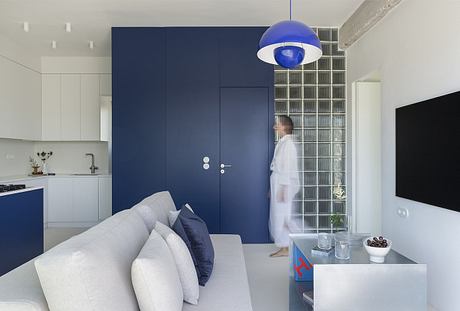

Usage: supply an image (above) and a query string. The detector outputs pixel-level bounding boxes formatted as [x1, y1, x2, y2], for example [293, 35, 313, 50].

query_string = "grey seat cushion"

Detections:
[183, 234, 253, 311]
[0, 258, 49, 311]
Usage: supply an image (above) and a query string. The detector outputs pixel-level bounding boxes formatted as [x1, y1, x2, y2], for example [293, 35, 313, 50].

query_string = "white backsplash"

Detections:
[0, 139, 35, 177]
[34, 141, 109, 175]
[0, 138, 109, 177]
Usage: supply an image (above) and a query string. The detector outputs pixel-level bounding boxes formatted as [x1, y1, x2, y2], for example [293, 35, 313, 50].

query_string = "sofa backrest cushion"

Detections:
[0, 258, 49, 311]
[140, 191, 177, 226]
[34, 210, 149, 311]
[132, 229, 183, 311]
[132, 203, 158, 232]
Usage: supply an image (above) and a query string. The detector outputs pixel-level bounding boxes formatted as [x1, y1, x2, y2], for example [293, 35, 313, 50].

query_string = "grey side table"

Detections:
[289, 234, 427, 311]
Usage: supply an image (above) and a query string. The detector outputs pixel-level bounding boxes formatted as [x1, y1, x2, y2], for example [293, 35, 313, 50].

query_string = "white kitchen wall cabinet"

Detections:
[98, 176, 112, 220]
[0, 56, 41, 140]
[99, 74, 112, 96]
[41, 73, 109, 141]
[81, 74, 100, 140]
[42, 74, 61, 141]
[61, 74, 81, 140]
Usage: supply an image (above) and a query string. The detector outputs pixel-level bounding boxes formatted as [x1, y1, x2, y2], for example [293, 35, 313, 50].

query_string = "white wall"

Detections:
[0, 139, 108, 177]
[0, 139, 35, 177]
[34, 141, 109, 174]
[346, 1, 460, 310]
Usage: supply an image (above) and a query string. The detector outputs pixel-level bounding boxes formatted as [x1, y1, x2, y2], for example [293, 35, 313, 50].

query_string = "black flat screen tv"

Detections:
[396, 91, 460, 212]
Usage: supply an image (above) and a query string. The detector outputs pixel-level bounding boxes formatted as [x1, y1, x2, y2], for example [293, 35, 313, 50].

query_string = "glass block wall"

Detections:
[274, 27, 347, 233]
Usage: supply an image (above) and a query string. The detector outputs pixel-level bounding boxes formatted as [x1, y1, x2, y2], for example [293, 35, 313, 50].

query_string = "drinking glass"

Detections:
[335, 234, 350, 260]
[317, 233, 332, 250]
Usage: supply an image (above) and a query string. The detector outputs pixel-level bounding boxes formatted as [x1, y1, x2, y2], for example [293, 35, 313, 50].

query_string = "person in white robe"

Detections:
[269, 115, 300, 257]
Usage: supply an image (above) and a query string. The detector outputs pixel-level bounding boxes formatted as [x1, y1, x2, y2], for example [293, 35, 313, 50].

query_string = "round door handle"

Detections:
[220, 169, 225, 174]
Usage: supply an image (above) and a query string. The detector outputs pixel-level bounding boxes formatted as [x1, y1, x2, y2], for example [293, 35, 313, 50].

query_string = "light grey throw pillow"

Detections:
[131, 230, 183, 311]
[155, 221, 200, 305]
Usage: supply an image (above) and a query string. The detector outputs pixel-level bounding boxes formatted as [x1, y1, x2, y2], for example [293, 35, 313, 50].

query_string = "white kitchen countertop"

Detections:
[0, 186, 44, 197]
[0, 174, 112, 183]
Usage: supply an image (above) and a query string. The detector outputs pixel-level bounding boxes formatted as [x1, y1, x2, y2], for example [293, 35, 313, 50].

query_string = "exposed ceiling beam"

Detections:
[339, 0, 403, 49]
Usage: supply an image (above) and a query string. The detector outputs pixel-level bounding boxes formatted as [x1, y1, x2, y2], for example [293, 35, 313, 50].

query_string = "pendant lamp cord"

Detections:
[289, 0, 292, 20]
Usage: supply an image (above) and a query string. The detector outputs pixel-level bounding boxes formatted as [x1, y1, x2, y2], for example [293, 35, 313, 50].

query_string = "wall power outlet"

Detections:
[397, 207, 409, 218]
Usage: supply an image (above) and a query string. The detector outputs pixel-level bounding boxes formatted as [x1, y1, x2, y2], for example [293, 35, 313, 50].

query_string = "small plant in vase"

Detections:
[29, 156, 41, 175]
[37, 151, 53, 175]
[331, 213, 345, 232]
[331, 182, 347, 232]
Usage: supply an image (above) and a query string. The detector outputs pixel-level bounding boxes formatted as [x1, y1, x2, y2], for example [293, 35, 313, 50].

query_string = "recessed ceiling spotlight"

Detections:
[23, 22, 29, 32]
[89, 41, 94, 49]
[51, 40, 57, 49]
[65, 22, 71, 33]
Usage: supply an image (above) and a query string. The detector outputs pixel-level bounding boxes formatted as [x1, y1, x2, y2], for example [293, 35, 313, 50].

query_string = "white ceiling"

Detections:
[0, 0, 365, 57]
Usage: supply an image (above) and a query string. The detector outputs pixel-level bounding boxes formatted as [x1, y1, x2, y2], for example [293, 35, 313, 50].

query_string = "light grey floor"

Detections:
[45, 227, 87, 251]
[44, 228, 290, 311]
[243, 244, 290, 311]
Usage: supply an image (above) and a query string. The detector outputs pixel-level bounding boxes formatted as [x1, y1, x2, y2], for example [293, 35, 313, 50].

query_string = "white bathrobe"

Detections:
[269, 134, 300, 248]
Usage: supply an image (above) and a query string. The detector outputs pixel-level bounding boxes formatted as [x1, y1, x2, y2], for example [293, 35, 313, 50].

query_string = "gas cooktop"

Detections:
[0, 184, 26, 193]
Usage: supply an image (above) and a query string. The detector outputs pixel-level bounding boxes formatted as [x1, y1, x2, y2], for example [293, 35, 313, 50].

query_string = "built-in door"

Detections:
[168, 87, 271, 243]
[220, 88, 270, 243]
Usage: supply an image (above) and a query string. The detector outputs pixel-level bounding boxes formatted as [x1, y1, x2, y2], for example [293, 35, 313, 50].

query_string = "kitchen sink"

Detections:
[71, 173, 100, 176]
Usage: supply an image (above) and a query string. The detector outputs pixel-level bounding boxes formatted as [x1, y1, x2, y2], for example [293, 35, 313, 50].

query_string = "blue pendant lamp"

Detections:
[257, 0, 322, 69]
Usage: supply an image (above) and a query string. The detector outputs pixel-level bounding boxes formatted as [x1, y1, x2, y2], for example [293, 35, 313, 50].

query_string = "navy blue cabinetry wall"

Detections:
[166, 28, 221, 233]
[218, 27, 274, 160]
[0, 189, 43, 276]
[219, 27, 274, 87]
[112, 27, 273, 242]
[112, 28, 167, 213]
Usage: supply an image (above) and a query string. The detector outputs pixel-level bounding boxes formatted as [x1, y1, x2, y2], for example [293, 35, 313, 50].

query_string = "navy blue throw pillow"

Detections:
[175, 206, 214, 286]
[171, 217, 201, 280]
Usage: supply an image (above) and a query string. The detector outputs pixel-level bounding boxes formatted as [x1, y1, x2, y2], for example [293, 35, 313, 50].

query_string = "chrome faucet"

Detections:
[85, 153, 99, 174]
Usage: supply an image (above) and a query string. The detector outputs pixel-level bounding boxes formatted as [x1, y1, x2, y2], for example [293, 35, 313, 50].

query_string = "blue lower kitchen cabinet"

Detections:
[0, 188, 44, 276]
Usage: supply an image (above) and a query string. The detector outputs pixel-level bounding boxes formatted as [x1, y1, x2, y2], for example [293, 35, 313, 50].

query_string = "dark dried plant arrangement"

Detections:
[37, 151, 53, 162]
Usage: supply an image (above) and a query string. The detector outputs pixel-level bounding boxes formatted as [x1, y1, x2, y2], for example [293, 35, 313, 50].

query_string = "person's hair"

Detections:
[278, 115, 294, 134]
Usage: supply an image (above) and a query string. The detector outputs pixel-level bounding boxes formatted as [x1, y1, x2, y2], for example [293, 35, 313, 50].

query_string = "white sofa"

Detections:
[0, 191, 253, 311]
